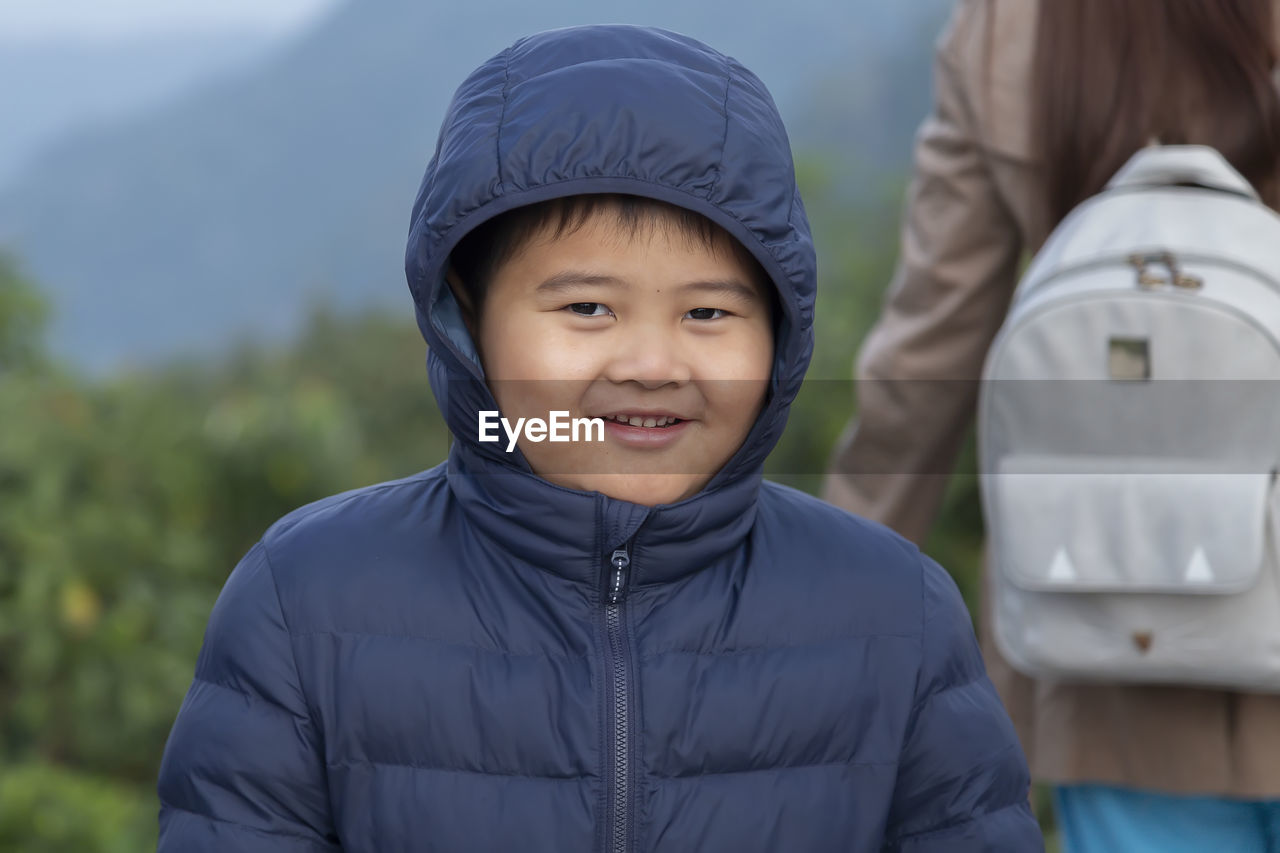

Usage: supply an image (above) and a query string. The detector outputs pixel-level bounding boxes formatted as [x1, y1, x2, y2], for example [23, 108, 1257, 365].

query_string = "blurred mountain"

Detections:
[0, 32, 274, 188]
[0, 0, 949, 370]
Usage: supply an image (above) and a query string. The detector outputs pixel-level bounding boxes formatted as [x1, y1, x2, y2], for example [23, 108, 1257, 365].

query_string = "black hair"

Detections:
[447, 193, 776, 321]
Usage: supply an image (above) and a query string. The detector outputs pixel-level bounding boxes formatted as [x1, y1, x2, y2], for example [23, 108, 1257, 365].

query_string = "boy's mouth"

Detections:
[604, 413, 685, 429]
[598, 410, 694, 449]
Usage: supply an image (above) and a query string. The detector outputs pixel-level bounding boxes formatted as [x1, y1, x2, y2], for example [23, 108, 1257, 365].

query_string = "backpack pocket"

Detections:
[986, 454, 1280, 689]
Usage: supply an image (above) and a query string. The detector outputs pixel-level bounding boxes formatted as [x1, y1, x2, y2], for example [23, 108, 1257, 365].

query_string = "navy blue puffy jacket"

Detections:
[156, 24, 1042, 853]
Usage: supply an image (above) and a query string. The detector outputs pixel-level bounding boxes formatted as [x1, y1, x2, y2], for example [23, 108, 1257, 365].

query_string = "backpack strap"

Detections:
[1106, 144, 1261, 200]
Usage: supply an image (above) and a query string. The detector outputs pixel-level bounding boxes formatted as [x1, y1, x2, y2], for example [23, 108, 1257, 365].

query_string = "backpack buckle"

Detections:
[1128, 251, 1203, 290]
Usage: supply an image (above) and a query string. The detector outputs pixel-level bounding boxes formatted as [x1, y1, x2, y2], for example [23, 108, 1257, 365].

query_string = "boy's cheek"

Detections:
[705, 377, 770, 443]
[480, 313, 605, 382]
[486, 379, 593, 424]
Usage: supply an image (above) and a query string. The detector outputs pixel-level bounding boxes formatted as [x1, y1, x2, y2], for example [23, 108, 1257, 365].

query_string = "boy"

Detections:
[156, 24, 1041, 852]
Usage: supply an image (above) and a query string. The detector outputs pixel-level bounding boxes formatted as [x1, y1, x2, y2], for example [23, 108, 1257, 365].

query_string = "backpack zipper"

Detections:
[1016, 250, 1280, 305]
[605, 545, 633, 853]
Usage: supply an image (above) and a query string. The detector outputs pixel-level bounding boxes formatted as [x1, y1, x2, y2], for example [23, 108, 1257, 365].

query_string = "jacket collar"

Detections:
[446, 438, 761, 588]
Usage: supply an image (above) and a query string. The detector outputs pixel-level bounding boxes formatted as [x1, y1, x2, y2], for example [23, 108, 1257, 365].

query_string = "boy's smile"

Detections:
[598, 410, 692, 448]
[463, 203, 774, 506]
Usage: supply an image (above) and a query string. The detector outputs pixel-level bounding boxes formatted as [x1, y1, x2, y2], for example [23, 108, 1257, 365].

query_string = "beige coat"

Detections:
[823, 0, 1280, 797]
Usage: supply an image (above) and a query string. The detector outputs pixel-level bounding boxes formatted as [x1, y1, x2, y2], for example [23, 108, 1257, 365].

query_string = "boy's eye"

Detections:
[567, 302, 610, 316]
[686, 307, 727, 320]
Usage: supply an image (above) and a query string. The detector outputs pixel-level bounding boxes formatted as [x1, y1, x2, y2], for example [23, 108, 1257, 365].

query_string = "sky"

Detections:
[0, 0, 339, 39]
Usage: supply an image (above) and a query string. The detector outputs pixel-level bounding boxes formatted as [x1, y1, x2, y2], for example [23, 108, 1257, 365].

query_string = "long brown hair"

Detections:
[1033, 0, 1280, 224]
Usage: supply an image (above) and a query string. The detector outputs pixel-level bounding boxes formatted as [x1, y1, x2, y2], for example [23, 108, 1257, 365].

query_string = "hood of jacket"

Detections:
[403, 24, 816, 580]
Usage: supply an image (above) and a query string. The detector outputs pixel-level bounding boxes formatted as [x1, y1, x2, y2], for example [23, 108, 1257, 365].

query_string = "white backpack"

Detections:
[978, 144, 1280, 690]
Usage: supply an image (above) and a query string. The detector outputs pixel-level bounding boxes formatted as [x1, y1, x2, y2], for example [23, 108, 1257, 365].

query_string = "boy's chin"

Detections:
[549, 472, 711, 507]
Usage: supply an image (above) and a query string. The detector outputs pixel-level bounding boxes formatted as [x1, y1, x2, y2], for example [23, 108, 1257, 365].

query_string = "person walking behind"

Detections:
[823, 1, 1280, 850]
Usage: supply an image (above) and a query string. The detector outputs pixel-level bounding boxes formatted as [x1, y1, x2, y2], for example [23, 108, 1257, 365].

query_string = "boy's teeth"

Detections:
[610, 414, 679, 427]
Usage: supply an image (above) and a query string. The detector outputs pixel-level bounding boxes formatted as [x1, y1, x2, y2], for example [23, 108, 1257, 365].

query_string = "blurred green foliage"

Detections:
[0, 764, 155, 852]
[0, 251, 48, 375]
[0, 255, 451, 849]
[0, 162, 998, 849]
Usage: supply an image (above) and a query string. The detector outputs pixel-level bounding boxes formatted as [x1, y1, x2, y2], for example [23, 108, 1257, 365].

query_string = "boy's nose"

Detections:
[602, 324, 693, 388]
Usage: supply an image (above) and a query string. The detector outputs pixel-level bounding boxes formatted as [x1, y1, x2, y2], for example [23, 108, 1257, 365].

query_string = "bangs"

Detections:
[448, 194, 772, 312]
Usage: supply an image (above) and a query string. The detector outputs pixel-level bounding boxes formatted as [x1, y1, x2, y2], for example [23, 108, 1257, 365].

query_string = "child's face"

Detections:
[471, 209, 774, 506]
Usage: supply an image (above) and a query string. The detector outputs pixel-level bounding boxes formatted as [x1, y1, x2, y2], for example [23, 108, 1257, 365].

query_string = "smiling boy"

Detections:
[156, 24, 1041, 853]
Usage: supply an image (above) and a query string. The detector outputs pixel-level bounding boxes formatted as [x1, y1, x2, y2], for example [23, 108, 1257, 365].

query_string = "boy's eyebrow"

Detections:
[676, 279, 761, 303]
[535, 271, 625, 293]
[536, 271, 761, 302]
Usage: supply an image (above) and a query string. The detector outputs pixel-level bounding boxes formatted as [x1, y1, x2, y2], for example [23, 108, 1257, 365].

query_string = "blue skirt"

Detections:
[1055, 784, 1280, 853]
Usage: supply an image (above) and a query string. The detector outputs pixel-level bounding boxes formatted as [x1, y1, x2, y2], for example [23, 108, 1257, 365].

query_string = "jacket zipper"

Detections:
[605, 545, 632, 853]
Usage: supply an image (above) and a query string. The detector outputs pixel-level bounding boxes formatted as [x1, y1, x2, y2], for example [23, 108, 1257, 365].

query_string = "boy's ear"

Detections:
[444, 265, 479, 339]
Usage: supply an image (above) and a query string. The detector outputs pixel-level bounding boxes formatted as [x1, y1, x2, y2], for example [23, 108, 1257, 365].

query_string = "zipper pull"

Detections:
[608, 549, 630, 605]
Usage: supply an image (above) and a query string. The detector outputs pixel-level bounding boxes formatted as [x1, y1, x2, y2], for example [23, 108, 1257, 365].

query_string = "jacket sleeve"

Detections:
[881, 554, 1042, 852]
[156, 541, 340, 851]
[822, 0, 1024, 546]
